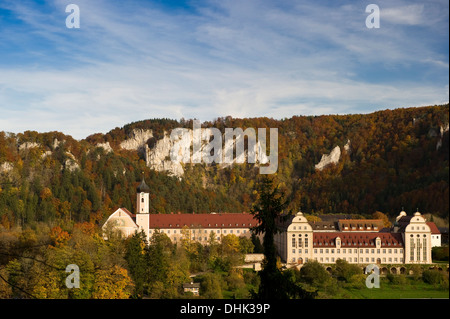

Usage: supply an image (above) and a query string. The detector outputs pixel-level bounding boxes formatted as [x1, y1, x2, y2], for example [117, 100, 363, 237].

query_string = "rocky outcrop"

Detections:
[0, 162, 13, 174]
[436, 123, 449, 150]
[141, 128, 271, 178]
[18, 142, 40, 151]
[64, 152, 80, 172]
[96, 142, 113, 153]
[344, 139, 351, 154]
[120, 129, 153, 152]
[146, 133, 184, 178]
[315, 145, 341, 171]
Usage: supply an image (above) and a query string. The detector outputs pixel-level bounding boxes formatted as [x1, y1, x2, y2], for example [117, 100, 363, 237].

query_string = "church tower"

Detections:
[135, 177, 150, 241]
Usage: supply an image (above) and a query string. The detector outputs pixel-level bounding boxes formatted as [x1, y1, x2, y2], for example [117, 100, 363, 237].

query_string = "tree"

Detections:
[91, 266, 134, 299]
[250, 175, 289, 299]
[299, 260, 331, 287]
[199, 273, 223, 299]
[333, 259, 362, 282]
[125, 231, 148, 298]
[372, 211, 391, 227]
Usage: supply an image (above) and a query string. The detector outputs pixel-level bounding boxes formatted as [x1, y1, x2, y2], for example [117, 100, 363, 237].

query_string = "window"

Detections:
[416, 238, 420, 261]
[423, 238, 427, 261]
[292, 237, 296, 248]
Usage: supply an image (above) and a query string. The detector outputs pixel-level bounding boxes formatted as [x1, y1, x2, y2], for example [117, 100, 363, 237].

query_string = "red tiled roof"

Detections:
[147, 213, 258, 229]
[313, 232, 403, 248]
[338, 219, 384, 231]
[427, 222, 440, 234]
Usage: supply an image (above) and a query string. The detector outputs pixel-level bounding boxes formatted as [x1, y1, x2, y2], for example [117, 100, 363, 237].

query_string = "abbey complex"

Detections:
[103, 178, 442, 267]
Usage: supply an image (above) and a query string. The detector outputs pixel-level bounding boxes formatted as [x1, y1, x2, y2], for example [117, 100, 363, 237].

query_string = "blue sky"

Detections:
[0, 0, 448, 139]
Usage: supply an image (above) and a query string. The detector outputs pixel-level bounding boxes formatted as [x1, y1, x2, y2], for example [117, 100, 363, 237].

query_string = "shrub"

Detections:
[422, 270, 444, 285]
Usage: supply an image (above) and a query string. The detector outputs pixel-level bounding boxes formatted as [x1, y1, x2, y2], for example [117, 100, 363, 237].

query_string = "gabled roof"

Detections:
[313, 232, 403, 248]
[338, 219, 384, 232]
[120, 207, 135, 218]
[426, 222, 440, 234]
[183, 282, 200, 288]
[148, 213, 258, 229]
[310, 221, 338, 231]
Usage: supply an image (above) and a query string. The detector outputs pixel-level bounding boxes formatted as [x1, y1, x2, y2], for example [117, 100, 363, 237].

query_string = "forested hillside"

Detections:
[0, 104, 448, 229]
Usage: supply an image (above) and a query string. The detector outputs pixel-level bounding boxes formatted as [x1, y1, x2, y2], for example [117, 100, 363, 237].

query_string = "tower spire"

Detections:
[137, 174, 150, 193]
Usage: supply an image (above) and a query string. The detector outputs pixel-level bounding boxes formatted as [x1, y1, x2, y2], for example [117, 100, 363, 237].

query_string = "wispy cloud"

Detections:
[0, 0, 448, 139]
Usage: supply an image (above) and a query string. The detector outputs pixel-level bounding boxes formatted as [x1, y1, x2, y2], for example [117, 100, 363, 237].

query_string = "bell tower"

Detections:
[135, 176, 150, 241]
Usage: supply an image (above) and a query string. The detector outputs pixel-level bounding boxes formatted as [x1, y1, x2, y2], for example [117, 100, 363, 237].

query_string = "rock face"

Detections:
[120, 129, 154, 152]
[64, 152, 80, 172]
[344, 139, 351, 154]
[18, 142, 40, 151]
[315, 145, 341, 171]
[96, 142, 113, 153]
[436, 123, 449, 150]
[0, 162, 13, 174]
[119, 128, 272, 178]
[146, 133, 185, 178]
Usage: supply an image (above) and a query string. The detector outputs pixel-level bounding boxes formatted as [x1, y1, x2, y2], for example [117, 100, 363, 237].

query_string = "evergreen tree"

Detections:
[251, 175, 289, 299]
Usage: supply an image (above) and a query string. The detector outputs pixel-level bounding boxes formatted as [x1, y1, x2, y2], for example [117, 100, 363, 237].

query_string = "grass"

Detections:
[342, 279, 449, 299]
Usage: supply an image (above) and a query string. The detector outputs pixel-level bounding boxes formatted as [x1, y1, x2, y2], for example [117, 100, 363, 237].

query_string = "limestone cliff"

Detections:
[315, 145, 341, 171]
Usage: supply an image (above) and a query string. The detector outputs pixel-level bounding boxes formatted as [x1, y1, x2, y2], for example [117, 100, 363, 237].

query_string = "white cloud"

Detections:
[382, 4, 425, 25]
[0, 0, 448, 139]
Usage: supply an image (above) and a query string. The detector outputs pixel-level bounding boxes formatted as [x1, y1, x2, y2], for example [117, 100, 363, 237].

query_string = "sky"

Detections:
[0, 0, 448, 140]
